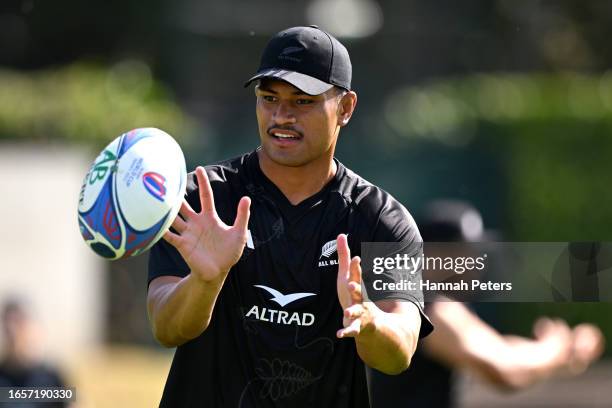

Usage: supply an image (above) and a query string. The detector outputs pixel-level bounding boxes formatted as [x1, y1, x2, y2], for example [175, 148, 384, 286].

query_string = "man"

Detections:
[368, 200, 605, 407]
[147, 26, 432, 407]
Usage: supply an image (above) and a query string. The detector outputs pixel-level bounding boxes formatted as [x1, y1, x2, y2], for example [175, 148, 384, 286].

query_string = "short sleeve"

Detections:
[362, 198, 433, 338]
[147, 235, 190, 287]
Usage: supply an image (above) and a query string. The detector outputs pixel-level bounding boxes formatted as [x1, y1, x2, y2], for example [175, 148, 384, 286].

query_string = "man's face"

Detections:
[255, 79, 351, 167]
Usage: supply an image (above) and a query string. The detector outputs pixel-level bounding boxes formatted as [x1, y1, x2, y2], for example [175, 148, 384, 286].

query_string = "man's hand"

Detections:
[163, 166, 251, 283]
[532, 317, 574, 370]
[336, 234, 375, 338]
[568, 323, 605, 374]
[335, 234, 420, 373]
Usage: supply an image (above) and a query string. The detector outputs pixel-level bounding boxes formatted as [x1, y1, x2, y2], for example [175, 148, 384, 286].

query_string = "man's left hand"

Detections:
[336, 234, 376, 338]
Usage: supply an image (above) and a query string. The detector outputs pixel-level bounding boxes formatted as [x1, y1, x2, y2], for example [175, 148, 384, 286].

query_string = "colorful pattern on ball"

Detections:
[143, 172, 167, 202]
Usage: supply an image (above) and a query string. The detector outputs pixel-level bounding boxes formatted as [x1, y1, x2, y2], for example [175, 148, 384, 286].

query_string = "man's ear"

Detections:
[338, 91, 358, 127]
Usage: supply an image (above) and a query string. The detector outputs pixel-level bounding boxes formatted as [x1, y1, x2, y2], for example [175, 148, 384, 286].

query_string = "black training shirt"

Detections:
[148, 150, 432, 408]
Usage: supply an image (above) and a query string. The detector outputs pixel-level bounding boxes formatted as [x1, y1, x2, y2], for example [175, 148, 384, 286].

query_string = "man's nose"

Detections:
[273, 101, 296, 125]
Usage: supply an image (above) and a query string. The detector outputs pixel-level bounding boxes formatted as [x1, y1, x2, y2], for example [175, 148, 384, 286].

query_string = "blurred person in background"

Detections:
[0, 299, 68, 408]
[368, 200, 605, 407]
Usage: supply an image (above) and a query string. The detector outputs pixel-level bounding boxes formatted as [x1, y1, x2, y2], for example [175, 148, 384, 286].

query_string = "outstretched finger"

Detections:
[349, 257, 363, 304]
[344, 304, 364, 319]
[337, 234, 350, 277]
[170, 213, 188, 234]
[162, 229, 182, 248]
[337, 318, 362, 338]
[195, 166, 216, 214]
[348, 281, 362, 304]
[178, 200, 196, 220]
[233, 196, 251, 233]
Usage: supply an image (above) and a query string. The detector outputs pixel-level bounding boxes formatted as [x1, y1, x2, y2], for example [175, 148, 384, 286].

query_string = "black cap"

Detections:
[244, 25, 352, 95]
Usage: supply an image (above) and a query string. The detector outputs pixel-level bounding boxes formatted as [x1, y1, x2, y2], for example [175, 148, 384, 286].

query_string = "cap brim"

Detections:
[244, 68, 334, 96]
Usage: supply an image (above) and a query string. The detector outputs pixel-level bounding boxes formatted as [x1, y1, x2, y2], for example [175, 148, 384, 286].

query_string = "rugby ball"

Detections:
[77, 128, 186, 260]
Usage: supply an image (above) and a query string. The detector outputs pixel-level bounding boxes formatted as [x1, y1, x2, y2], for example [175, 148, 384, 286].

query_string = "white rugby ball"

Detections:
[77, 128, 186, 260]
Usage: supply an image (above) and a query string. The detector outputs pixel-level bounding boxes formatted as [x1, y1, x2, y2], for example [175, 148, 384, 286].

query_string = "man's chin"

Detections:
[260, 147, 310, 168]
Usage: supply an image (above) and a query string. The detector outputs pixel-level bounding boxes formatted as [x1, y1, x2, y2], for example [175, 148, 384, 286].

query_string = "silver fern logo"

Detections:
[278, 46, 304, 63]
[318, 236, 344, 267]
[320, 239, 338, 259]
[280, 46, 303, 55]
[255, 358, 318, 400]
[238, 358, 322, 405]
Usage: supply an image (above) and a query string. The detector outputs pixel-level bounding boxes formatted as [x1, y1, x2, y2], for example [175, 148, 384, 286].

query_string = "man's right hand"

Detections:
[163, 166, 251, 284]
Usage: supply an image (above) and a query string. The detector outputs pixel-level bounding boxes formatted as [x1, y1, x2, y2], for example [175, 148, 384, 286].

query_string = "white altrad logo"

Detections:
[246, 285, 316, 326]
[254, 285, 315, 307]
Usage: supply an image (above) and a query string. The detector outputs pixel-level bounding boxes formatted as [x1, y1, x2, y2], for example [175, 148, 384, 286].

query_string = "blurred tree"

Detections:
[0, 62, 196, 147]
